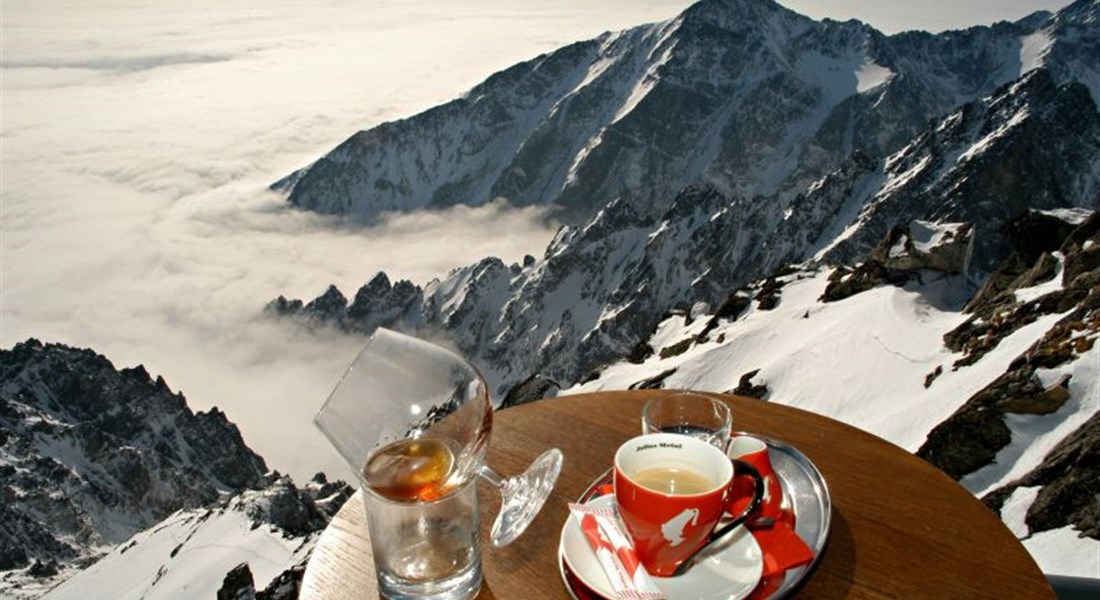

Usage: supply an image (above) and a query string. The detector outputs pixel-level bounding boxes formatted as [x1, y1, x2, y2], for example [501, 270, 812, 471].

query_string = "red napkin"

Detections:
[750, 520, 815, 579]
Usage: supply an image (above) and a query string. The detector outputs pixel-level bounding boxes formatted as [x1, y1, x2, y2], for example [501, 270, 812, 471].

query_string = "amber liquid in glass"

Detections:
[363, 438, 456, 502]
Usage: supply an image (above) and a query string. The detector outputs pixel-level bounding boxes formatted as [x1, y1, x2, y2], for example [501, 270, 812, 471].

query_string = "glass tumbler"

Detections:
[365, 476, 482, 600]
[641, 392, 733, 450]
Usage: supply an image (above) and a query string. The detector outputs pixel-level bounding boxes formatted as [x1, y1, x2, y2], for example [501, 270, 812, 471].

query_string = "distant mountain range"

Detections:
[275, 0, 1098, 222]
[269, 0, 1098, 395]
[270, 65, 1098, 400]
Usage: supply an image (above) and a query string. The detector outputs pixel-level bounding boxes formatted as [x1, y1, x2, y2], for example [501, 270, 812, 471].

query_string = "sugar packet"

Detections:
[568, 502, 665, 600]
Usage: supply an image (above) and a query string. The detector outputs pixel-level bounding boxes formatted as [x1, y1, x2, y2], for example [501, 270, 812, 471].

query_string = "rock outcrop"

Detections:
[0, 340, 353, 599]
[916, 211, 1099, 536]
[0, 340, 268, 575]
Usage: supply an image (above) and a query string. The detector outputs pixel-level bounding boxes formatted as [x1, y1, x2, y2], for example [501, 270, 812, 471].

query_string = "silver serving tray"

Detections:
[570, 433, 831, 599]
[747, 433, 832, 598]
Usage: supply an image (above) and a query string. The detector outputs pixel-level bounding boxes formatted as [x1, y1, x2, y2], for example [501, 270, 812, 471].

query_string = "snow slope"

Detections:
[42, 504, 312, 600]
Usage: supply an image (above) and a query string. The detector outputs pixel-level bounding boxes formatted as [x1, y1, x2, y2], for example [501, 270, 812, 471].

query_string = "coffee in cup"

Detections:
[614, 433, 763, 577]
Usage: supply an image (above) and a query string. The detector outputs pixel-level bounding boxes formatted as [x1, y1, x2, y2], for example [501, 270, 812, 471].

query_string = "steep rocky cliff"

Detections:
[0, 341, 352, 599]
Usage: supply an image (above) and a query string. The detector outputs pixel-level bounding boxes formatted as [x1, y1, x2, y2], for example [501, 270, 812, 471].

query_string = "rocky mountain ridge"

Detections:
[0, 340, 351, 599]
[269, 65, 1099, 400]
[275, 0, 1099, 223]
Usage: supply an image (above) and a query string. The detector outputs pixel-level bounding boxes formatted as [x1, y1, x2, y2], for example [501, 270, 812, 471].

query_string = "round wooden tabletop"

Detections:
[300, 390, 1054, 599]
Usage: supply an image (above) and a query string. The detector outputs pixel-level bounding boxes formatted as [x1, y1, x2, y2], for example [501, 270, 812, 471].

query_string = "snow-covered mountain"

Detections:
[270, 65, 1099, 399]
[7, 0, 1097, 596]
[274, 0, 1099, 222]
[0, 341, 352, 599]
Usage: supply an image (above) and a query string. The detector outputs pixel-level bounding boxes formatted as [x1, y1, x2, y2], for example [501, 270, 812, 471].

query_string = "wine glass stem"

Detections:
[478, 465, 504, 487]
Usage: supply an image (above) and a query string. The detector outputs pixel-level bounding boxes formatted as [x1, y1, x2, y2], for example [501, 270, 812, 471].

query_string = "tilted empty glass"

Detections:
[314, 328, 562, 600]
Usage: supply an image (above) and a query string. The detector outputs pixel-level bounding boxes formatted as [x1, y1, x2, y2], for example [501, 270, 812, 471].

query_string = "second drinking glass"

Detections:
[641, 392, 733, 450]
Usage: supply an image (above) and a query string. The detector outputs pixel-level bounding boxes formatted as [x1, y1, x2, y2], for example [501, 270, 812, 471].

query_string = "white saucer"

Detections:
[558, 495, 764, 600]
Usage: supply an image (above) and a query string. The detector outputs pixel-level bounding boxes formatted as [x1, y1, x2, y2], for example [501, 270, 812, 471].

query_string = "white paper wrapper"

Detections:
[568, 502, 665, 600]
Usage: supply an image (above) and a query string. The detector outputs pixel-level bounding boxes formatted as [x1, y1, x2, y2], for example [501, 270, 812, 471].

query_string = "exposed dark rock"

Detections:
[577, 368, 604, 385]
[626, 340, 655, 364]
[946, 213, 1098, 368]
[918, 208, 1099, 488]
[918, 405, 1012, 479]
[820, 262, 903, 303]
[924, 365, 944, 389]
[0, 536, 28, 571]
[755, 278, 784, 310]
[1061, 215, 1100, 284]
[822, 220, 973, 303]
[658, 338, 695, 360]
[714, 291, 753, 320]
[965, 211, 1095, 317]
[629, 368, 678, 390]
[27, 559, 58, 579]
[217, 563, 255, 600]
[984, 412, 1100, 538]
[264, 296, 303, 317]
[257, 559, 307, 600]
[1002, 209, 1082, 261]
[302, 285, 348, 321]
[306, 473, 355, 519]
[242, 475, 330, 538]
[870, 222, 973, 274]
[0, 339, 268, 584]
[345, 272, 424, 332]
[698, 291, 753, 340]
[996, 375, 1072, 415]
[730, 369, 768, 400]
[499, 374, 561, 409]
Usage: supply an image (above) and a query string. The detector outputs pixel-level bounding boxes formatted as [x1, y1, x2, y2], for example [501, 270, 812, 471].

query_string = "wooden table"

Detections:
[301, 390, 1055, 599]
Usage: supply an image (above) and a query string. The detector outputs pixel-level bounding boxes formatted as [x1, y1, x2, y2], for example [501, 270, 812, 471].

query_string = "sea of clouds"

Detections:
[0, 0, 703, 482]
[1, 0, 1072, 482]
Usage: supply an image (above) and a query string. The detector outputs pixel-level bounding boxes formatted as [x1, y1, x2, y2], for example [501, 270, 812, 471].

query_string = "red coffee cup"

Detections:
[614, 433, 763, 577]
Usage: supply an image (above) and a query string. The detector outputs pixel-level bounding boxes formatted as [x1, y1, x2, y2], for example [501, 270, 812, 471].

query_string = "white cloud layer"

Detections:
[0, 0, 698, 483]
[1, 0, 1073, 482]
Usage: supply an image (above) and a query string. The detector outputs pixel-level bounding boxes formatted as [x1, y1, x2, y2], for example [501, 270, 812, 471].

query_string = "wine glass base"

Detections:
[490, 448, 564, 547]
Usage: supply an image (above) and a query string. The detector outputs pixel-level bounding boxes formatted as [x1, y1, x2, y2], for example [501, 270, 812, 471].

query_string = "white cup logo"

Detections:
[661, 508, 700, 546]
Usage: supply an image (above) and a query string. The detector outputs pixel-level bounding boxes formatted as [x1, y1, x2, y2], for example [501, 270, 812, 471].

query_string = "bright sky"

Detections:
[0, 0, 1079, 482]
[780, 0, 1075, 33]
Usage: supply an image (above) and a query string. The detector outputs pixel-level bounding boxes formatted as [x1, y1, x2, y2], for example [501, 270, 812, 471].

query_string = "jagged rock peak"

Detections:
[304, 285, 348, 320]
[358, 271, 393, 297]
[0, 339, 268, 577]
[232, 473, 347, 537]
[682, 0, 808, 30]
